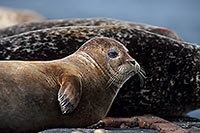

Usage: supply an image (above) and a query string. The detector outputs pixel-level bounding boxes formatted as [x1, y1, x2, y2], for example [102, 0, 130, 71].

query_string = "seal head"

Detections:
[76, 37, 140, 88]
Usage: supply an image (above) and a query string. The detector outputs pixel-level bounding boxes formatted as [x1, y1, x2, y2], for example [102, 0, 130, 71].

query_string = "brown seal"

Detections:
[0, 37, 143, 133]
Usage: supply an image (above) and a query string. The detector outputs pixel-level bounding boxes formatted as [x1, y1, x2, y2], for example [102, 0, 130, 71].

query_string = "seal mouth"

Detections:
[105, 66, 146, 91]
[106, 67, 135, 89]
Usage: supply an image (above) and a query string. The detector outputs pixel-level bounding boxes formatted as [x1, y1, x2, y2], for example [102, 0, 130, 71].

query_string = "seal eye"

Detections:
[108, 49, 119, 58]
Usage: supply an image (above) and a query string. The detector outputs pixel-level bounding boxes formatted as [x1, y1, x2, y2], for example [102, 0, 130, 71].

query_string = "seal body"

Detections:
[0, 37, 141, 133]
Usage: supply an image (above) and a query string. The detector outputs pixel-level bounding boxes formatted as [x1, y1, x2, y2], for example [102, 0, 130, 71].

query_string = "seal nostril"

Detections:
[130, 60, 136, 65]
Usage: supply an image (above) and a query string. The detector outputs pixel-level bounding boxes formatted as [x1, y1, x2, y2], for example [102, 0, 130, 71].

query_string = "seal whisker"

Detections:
[140, 67, 146, 76]
[106, 72, 117, 86]
[106, 75, 116, 89]
[138, 70, 146, 87]
[105, 71, 120, 90]
[139, 68, 147, 79]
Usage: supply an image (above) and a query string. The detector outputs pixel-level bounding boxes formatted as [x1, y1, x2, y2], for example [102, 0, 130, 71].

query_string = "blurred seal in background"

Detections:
[0, 7, 45, 28]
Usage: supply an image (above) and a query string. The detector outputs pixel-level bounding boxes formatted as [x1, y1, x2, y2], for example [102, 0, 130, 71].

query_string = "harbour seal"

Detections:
[0, 37, 143, 133]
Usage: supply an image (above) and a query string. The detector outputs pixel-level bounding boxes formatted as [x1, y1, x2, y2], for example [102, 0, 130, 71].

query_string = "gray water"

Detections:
[0, 0, 200, 119]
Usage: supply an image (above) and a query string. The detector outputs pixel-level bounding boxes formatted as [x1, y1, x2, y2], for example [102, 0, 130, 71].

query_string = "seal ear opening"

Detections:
[58, 75, 82, 114]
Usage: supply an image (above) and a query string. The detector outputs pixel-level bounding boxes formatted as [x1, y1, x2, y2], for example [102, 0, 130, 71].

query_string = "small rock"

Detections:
[93, 129, 106, 133]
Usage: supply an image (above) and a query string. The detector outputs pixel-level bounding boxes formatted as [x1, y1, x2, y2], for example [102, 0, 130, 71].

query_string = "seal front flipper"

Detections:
[58, 75, 82, 114]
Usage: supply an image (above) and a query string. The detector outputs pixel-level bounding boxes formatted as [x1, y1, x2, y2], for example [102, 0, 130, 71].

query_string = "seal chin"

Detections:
[108, 65, 136, 88]
[114, 61, 145, 88]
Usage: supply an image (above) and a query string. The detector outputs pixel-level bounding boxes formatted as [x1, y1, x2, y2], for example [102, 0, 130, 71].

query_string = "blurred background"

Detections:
[0, 0, 200, 44]
[0, 0, 199, 119]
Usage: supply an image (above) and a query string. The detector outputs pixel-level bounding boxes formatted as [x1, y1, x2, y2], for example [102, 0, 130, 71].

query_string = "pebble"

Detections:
[93, 129, 107, 133]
